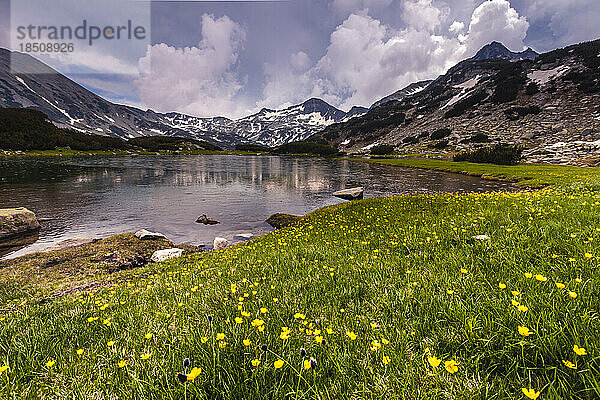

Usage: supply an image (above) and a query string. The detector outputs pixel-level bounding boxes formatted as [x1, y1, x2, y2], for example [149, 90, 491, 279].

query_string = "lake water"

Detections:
[0, 155, 514, 258]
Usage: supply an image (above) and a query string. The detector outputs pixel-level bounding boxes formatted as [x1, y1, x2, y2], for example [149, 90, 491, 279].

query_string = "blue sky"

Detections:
[1, 0, 600, 118]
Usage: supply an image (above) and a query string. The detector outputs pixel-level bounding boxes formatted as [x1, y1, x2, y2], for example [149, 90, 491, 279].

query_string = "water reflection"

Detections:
[0, 155, 514, 258]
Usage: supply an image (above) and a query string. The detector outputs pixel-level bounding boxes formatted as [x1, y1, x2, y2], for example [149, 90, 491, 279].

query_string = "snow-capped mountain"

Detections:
[0, 48, 366, 148]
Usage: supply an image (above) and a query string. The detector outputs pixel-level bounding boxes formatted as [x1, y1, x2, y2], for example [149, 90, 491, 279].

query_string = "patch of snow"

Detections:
[362, 143, 378, 150]
[442, 75, 481, 110]
[455, 75, 480, 90]
[527, 65, 569, 86]
[15, 76, 35, 92]
[340, 139, 351, 145]
[105, 116, 115, 123]
[149, 128, 163, 135]
[95, 128, 103, 132]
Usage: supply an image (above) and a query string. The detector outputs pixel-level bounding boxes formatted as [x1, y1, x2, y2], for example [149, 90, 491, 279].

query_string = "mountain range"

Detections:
[312, 39, 600, 165]
[2, 40, 600, 164]
[0, 48, 367, 148]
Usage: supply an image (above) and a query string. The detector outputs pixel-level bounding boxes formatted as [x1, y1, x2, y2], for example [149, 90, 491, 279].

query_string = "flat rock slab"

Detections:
[135, 229, 167, 240]
[0, 208, 40, 240]
[151, 248, 184, 263]
[233, 233, 254, 241]
[333, 187, 364, 200]
[42, 238, 95, 252]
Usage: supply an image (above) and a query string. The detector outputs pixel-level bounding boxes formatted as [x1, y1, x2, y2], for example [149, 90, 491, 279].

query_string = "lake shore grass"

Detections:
[0, 161, 599, 398]
[348, 157, 600, 188]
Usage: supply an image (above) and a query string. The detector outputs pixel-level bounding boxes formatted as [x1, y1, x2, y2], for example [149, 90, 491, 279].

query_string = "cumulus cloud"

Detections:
[134, 14, 250, 118]
[524, 0, 600, 50]
[449, 20, 465, 34]
[260, 12, 464, 110]
[464, 0, 529, 51]
[402, 0, 444, 32]
[260, 0, 530, 111]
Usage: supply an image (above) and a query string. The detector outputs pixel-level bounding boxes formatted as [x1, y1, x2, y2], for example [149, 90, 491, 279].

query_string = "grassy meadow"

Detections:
[0, 161, 599, 399]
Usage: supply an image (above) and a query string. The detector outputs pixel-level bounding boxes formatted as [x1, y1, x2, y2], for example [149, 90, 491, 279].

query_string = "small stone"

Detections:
[135, 229, 167, 240]
[150, 248, 184, 263]
[472, 234, 490, 241]
[196, 215, 220, 225]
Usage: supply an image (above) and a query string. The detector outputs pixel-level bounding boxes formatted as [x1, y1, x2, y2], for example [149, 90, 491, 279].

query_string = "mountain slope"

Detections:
[371, 80, 432, 109]
[470, 41, 539, 61]
[312, 39, 600, 165]
[0, 49, 366, 148]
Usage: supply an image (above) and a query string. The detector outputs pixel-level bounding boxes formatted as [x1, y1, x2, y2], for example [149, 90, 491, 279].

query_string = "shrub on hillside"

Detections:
[504, 105, 541, 121]
[525, 82, 539, 95]
[402, 136, 419, 144]
[370, 144, 395, 155]
[453, 144, 523, 165]
[431, 128, 452, 140]
[444, 91, 488, 119]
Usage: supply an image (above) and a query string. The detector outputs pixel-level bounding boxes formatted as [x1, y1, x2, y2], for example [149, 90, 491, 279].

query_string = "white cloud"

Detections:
[260, 0, 530, 111]
[134, 14, 251, 118]
[449, 20, 465, 33]
[524, 0, 600, 49]
[464, 0, 529, 51]
[402, 0, 444, 32]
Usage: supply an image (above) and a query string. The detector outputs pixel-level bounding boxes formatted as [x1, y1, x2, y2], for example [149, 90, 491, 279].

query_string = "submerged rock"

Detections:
[333, 187, 364, 200]
[135, 229, 167, 240]
[151, 248, 184, 263]
[266, 213, 302, 229]
[196, 214, 220, 225]
[0, 208, 40, 240]
[234, 233, 254, 241]
[213, 237, 229, 250]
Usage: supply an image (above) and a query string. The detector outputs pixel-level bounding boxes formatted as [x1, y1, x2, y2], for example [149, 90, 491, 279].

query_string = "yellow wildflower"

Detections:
[573, 345, 587, 356]
[444, 360, 458, 374]
[521, 388, 540, 399]
[274, 359, 284, 369]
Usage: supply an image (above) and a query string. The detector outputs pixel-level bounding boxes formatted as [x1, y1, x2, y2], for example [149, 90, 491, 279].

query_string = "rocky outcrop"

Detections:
[196, 215, 220, 225]
[0, 208, 40, 240]
[151, 248, 184, 263]
[135, 229, 167, 240]
[333, 187, 364, 201]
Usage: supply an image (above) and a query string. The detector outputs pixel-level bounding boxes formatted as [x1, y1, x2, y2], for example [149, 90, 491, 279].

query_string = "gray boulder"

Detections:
[135, 229, 167, 240]
[0, 208, 40, 240]
[151, 248, 184, 263]
[213, 237, 229, 250]
[333, 187, 364, 200]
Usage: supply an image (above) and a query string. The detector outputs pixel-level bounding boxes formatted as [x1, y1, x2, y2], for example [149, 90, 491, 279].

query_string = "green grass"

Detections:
[1, 183, 599, 398]
[352, 158, 600, 188]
